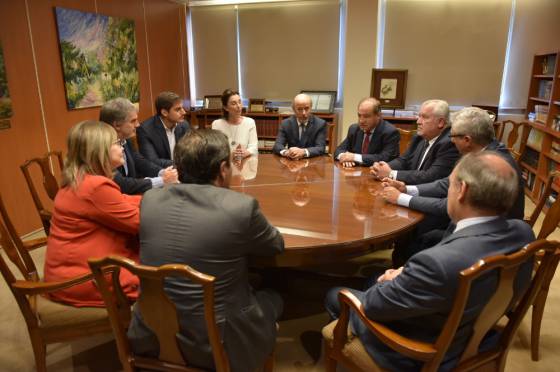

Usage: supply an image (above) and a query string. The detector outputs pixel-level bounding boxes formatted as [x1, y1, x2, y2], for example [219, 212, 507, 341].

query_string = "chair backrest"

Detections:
[526, 171, 560, 239]
[494, 120, 527, 156]
[428, 239, 559, 371]
[88, 256, 230, 372]
[397, 127, 415, 155]
[327, 123, 335, 155]
[0, 193, 39, 280]
[20, 151, 64, 234]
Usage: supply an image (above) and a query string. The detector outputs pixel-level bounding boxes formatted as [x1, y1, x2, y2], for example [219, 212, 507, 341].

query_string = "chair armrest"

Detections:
[13, 272, 96, 295]
[337, 289, 437, 361]
[22, 236, 47, 251]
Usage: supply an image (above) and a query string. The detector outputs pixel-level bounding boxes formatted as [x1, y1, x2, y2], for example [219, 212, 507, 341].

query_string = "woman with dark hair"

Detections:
[211, 89, 258, 158]
[44, 120, 140, 307]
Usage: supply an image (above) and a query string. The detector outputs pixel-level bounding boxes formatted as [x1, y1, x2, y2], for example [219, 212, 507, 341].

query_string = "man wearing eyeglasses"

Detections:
[381, 107, 524, 265]
[100, 98, 178, 195]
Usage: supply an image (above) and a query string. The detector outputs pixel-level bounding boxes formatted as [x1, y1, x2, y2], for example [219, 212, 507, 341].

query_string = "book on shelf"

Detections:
[264, 140, 275, 148]
[551, 141, 560, 157]
[538, 80, 553, 100]
[526, 172, 536, 190]
[542, 55, 557, 75]
[548, 159, 560, 173]
[520, 148, 539, 168]
[534, 105, 549, 122]
[553, 115, 560, 132]
[527, 128, 544, 151]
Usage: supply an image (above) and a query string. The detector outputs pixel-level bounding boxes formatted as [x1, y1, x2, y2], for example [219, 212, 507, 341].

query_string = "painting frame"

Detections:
[54, 7, 140, 110]
[248, 98, 265, 113]
[203, 95, 222, 111]
[300, 90, 336, 114]
[370, 69, 408, 109]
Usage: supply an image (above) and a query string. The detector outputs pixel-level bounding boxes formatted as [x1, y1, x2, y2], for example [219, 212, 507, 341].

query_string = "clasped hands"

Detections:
[377, 266, 403, 283]
[338, 152, 356, 168]
[233, 144, 251, 160]
[161, 166, 179, 185]
[282, 147, 307, 160]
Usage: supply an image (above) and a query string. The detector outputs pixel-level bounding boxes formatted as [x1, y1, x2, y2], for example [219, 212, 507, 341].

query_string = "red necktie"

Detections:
[361, 131, 371, 154]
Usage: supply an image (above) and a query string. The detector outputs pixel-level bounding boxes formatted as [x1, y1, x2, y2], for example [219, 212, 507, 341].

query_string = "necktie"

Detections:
[361, 131, 371, 154]
[299, 124, 306, 140]
[417, 140, 429, 170]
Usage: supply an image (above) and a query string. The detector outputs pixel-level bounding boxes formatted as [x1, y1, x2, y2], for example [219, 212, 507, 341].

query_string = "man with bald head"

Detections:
[273, 93, 327, 159]
[334, 97, 399, 167]
[325, 151, 534, 371]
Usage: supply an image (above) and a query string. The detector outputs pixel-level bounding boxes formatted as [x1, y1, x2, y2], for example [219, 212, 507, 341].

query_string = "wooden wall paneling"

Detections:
[0, 0, 51, 234]
[142, 0, 189, 120]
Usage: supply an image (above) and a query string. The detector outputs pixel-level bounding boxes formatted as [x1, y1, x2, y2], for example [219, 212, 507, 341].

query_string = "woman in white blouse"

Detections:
[211, 89, 258, 159]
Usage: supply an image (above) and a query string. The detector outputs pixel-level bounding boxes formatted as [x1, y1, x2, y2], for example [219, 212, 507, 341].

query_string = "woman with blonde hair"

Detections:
[44, 120, 140, 307]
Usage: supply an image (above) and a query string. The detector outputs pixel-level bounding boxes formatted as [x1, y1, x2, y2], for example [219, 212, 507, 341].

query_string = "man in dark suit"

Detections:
[137, 91, 190, 167]
[334, 97, 399, 167]
[371, 99, 459, 184]
[100, 98, 178, 195]
[325, 151, 535, 371]
[272, 93, 327, 158]
[381, 107, 526, 265]
[128, 129, 284, 372]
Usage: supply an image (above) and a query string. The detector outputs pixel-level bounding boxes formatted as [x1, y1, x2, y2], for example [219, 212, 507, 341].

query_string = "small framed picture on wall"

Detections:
[371, 69, 408, 109]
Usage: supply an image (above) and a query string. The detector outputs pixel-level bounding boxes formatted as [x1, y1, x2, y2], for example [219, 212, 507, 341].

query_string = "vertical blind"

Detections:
[189, 0, 340, 102]
[190, 5, 239, 100]
[383, 0, 512, 107]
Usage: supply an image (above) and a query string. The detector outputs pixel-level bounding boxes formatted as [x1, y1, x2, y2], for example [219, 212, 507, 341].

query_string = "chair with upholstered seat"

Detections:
[524, 171, 560, 360]
[20, 151, 64, 234]
[322, 239, 560, 372]
[493, 120, 529, 161]
[397, 128, 415, 156]
[88, 255, 274, 372]
[0, 193, 112, 372]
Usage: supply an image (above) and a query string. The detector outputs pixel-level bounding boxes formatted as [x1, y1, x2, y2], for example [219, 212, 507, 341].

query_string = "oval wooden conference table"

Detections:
[230, 154, 423, 267]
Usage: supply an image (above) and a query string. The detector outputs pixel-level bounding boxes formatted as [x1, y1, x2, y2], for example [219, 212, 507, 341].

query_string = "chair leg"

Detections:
[29, 332, 47, 372]
[531, 288, 550, 361]
[323, 340, 337, 372]
[263, 351, 274, 372]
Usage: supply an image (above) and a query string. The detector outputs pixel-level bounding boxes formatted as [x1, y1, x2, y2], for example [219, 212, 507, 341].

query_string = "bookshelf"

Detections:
[521, 51, 560, 205]
[188, 110, 337, 152]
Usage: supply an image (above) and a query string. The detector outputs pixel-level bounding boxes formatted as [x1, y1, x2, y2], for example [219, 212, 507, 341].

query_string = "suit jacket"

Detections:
[113, 139, 162, 195]
[44, 175, 140, 307]
[334, 120, 400, 166]
[272, 115, 326, 157]
[409, 141, 525, 220]
[352, 218, 535, 371]
[388, 127, 459, 184]
[128, 184, 284, 372]
[137, 115, 190, 167]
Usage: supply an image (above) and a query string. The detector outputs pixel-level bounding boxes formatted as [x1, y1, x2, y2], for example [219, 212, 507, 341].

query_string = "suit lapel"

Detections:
[154, 118, 171, 159]
[438, 218, 508, 246]
[123, 141, 136, 178]
[353, 128, 364, 154]
[367, 121, 384, 153]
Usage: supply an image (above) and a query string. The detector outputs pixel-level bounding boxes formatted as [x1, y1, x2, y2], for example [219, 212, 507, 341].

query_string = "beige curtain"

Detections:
[383, 0, 512, 107]
[190, 5, 238, 100]
[238, 0, 340, 101]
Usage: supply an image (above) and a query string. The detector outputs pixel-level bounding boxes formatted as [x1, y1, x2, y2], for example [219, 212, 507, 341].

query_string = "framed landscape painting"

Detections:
[54, 7, 139, 109]
[0, 43, 12, 130]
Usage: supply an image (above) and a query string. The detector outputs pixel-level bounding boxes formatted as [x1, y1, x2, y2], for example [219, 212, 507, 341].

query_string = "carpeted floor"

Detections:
[0, 197, 558, 371]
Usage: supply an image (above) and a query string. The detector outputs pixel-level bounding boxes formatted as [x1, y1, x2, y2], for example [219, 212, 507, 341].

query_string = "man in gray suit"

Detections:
[325, 151, 535, 371]
[273, 93, 327, 158]
[128, 129, 284, 371]
[381, 107, 525, 264]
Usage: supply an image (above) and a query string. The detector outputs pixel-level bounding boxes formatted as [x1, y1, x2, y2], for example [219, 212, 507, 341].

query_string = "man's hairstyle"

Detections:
[451, 107, 495, 146]
[422, 99, 450, 127]
[155, 91, 182, 116]
[453, 151, 518, 215]
[99, 97, 136, 126]
[174, 129, 231, 184]
[62, 120, 117, 188]
[221, 88, 240, 120]
[358, 97, 381, 114]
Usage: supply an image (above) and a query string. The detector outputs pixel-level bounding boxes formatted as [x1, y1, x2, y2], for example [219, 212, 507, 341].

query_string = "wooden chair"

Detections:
[88, 255, 275, 372]
[20, 151, 64, 234]
[524, 171, 560, 360]
[397, 128, 415, 155]
[0, 193, 111, 372]
[322, 239, 560, 371]
[494, 120, 527, 159]
[327, 122, 335, 155]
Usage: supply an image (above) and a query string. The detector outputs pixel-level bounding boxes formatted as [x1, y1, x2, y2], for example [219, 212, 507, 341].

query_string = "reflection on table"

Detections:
[231, 154, 422, 266]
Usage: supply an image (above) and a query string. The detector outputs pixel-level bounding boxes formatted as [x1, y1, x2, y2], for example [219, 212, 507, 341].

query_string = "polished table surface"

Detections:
[230, 154, 423, 266]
